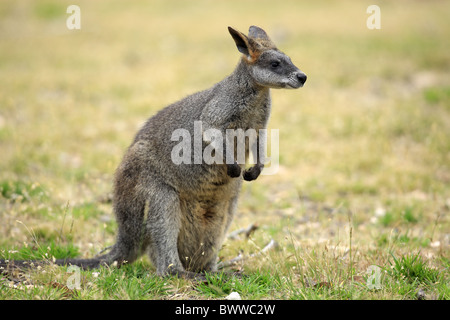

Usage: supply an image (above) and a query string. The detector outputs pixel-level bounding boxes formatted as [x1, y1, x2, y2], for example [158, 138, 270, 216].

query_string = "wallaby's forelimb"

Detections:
[227, 161, 242, 178]
[243, 164, 264, 181]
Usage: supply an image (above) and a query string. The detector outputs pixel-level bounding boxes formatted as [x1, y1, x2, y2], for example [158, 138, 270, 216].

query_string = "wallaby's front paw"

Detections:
[227, 163, 241, 178]
[243, 165, 263, 181]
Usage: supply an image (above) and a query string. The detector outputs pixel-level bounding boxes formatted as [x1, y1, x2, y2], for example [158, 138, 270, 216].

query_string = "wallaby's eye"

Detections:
[270, 61, 280, 68]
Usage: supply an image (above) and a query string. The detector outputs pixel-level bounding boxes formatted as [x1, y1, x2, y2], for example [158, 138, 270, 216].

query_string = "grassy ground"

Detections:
[0, 0, 449, 300]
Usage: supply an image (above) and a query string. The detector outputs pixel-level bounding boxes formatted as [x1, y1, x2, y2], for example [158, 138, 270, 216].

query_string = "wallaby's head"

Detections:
[228, 26, 307, 89]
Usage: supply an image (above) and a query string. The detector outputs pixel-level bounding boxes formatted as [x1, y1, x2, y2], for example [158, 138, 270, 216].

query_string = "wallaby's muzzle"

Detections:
[296, 72, 307, 87]
[284, 70, 307, 89]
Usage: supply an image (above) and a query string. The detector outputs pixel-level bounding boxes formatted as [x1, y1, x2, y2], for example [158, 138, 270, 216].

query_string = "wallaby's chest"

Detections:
[231, 101, 270, 131]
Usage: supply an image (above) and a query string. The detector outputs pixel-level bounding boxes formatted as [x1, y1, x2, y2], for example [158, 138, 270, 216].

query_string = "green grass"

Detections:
[88, 262, 169, 299]
[1, 0, 449, 300]
[196, 272, 275, 299]
[0, 240, 79, 261]
[0, 180, 48, 203]
[388, 252, 441, 285]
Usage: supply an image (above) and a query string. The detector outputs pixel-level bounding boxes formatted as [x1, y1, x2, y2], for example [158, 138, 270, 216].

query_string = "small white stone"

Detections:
[430, 241, 440, 248]
[225, 292, 241, 300]
[375, 207, 386, 217]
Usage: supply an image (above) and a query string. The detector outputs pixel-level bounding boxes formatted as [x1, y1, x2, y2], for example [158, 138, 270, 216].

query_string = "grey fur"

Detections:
[0, 26, 306, 279]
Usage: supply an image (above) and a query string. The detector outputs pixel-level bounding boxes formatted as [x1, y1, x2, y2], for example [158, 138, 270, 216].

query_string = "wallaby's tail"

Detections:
[0, 244, 126, 275]
[53, 253, 112, 269]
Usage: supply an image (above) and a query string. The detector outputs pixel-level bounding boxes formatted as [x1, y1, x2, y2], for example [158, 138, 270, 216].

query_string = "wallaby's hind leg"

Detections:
[143, 181, 189, 277]
[110, 140, 154, 266]
[109, 198, 147, 266]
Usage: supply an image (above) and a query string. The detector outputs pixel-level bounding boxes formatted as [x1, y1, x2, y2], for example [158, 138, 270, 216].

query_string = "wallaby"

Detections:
[1, 26, 306, 279]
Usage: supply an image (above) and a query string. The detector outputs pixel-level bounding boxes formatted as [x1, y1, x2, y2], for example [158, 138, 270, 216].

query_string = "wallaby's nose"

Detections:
[297, 72, 307, 85]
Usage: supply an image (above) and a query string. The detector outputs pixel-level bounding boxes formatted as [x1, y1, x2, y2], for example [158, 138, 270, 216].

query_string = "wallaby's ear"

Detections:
[248, 26, 269, 41]
[228, 26, 251, 58]
[248, 25, 276, 50]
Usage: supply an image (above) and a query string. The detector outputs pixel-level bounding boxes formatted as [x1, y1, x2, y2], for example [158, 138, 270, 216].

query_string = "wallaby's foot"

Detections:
[227, 162, 242, 178]
[243, 164, 263, 181]
[201, 271, 247, 284]
[165, 270, 245, 283]
[165, 269, 208, 282]
[211, 270, 246, 279]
